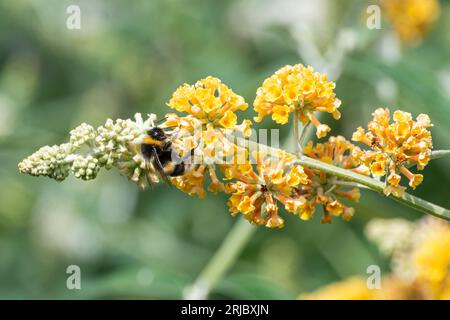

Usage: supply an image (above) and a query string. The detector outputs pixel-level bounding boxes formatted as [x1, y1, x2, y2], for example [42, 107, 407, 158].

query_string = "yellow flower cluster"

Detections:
[381, 0, 440, 44]
[253, 64, 341, 138]
[168, 76, 249, 131]
[222, 152, 309, 228]
[299, 136, 365, 223]
[301, 217, 450, 300]
[165, 73, 434, 221]
[352, 108, 432, 196]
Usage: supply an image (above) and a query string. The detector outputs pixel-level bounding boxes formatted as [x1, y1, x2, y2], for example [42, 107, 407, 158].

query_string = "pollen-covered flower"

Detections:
[253, 64, 341, 138]
[381, 0, 440, 44]
[223, 152, 309, 228]
[167, 76, 250, 134]
[352, 108, 433, 195]
[296, 136, 365, 223]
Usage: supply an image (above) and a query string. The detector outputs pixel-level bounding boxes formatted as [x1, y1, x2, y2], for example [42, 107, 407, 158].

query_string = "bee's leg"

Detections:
[170, 163, 185, 177]
[162, 141, 172, 151]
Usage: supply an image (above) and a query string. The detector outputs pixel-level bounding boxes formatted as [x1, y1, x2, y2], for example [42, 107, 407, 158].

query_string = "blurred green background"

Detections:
[0, 0, 449, 299]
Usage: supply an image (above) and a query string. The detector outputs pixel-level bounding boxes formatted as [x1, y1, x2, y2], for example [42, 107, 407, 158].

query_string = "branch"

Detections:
[240, 136, 450, 222]
[294, 156, 450, 222]
[182, 217, 256, 299]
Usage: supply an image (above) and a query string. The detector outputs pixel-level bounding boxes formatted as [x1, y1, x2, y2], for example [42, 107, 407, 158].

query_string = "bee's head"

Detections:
[147, 127, 167, 141]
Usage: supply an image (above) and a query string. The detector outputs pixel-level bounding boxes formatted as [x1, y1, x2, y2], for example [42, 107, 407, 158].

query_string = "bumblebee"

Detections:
[140, 127, 186, 185]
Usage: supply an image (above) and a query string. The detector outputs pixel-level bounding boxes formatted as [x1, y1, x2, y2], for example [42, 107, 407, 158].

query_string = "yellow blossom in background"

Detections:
[301, 276, 417, 300]
[352, 108, 433, 195]
[381, 0, 440, 44]
[223, 152, 309, 228]
[301, 277, 374, 300]
[301, 217, 450, 300]
[253, 64, 341, 139]
[297, 136, 364, 223]
[413, 218, 450, 298]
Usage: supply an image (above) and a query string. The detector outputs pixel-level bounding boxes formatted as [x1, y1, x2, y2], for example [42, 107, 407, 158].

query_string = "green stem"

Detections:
[293, 155, 450, 221]
[240, 136, 450, 220]
[298, 120, 312, 148]
[293, 112, 301, 154]
[183, 217, 256, 299]
[404, 150, 450, 168]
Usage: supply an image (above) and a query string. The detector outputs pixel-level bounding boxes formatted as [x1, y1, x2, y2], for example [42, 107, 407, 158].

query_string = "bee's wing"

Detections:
[151, 147, 172, 187]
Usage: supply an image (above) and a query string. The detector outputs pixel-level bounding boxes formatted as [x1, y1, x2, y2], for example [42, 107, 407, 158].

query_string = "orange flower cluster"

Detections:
[299, 136, 365, 223]
[162, 73, 435, 227]
[352, 108, 432, 196]
[253, 64, 341, 138]
[222, 152, 309, 228]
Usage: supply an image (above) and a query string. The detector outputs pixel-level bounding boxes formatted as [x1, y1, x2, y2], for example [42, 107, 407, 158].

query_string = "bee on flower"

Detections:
[352, 108, 433, 196]
[297, 136, 365, 223]
[166, 77, 253, 197]
[253, 64, 341, 138]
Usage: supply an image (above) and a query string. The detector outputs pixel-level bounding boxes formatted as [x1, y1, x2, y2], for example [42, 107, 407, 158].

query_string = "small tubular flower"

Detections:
[352, 108, 433, 195]
[170, 164, 225, 198]
[223, 152, 309, 228]
[253, 64, 341, 138]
